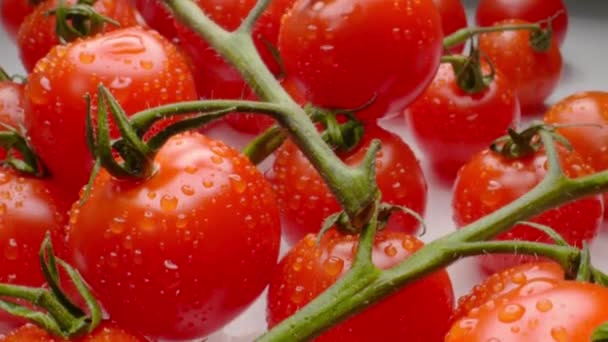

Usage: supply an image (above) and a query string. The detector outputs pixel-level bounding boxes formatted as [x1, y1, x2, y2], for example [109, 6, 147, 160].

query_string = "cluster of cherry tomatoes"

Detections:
[0, 0, 607, 341]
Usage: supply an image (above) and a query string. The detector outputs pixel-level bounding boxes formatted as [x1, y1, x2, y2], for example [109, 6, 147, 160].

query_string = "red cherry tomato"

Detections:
[67, 132, 281, 340]
[476, 0, 569, 46]
[453, 146, 603, 274]
[267, 230, 455, 341]
[433, 0, 468, 54]
[544, 91, 608, 217]
[478, 19, 562, 114]
[278, 0, 443, 120]
[130, 0, 178, 40]
[446, 279, 608, 342]
[0, 80, 26, 161]
[24, 27, 198, 200]
[405, 62, 520, 180]
[0, 0, 35, 41]
[267, 123, 427, 246]
[174, 0, 296, 98]
[452, 261, 564, 322]
[17, 0, 138, 72]
[0, 322, 146, 341]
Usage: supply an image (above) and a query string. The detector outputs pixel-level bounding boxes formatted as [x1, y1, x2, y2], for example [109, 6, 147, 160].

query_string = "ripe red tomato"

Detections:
[67, 132, 281, 340]
[130, 0, 178, 40]
[0, 0, 35, 41]
[453, 146, 603, 274]
[267, 230, 455, 341]
[278, 0, 443, 120]
[174, 0, 296, 98]
[0, 79, 26, 161]
[446, 279, 608, 341]
[0, 168, 69, 333]
[475, 0, 569, 46]
[17, 0, 138, 72]
[24, 26, 198, 200]
[544, 91, 608, 218]
[0, 323, 146, 341]
[405, 62, 520, 180]
[452, 261, 564, 322]
[478, 19, 562, 114]
[267, 123, 427, 246]
[433, 0, 468, 54]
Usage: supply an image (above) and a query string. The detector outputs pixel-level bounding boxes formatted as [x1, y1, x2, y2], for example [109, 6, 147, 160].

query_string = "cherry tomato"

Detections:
[17, 0, 138, 72]
[130, 0, 177, 40]
[267, 123, 427, 246]
[278, 0, 443, 120]
[476, 0, 569, 46]
[452, 261, 564, 322]
[0, 79, 26, 161]
[24, 27, 198, 200]
[544, 91, 608, 217]
[446, 279, 608, 342]
[405, 62, 520, 180]
[433, 0, 468, 54]
[0, 323, 146, 341]
[174, 0, 296, 98]
[67, 132, 281, 340]
[0, 0, 35, 41]
[453, 146, 603, 274]
[478, 19, 562, 114]
[267, 230, 455, 341]
[0, 168, 69, 333]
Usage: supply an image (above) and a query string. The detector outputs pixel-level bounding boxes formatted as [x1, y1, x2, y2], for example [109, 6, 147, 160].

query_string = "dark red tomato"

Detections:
[267, 123, 427, 246]
[0, 168, 69, 334]
[446, 279, 608, 341]
[24, 26, 198, 200]
[452, 261, 564, 323]
[0, 80, 26, 161]
[67, 132, 281, 340]
[433, 0, 468, 54]
[267, 230, 455, 341]
[405, 62, 520, 180]
[0, 0, 35, 41]
[0, 323, 146, 341]
[130, 0, 177, 40]
[174, 0, 296, 98]
[17, 0, 138, 72]
[478, 19, 562, 114]
[453, 146, 603, 274]
[476, 0, 569, 46]
[544, 91, 608, 218]
[278, 0, 443, 121]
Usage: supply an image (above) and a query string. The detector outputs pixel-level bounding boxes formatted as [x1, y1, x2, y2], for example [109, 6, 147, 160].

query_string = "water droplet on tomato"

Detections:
[40, 76, 51, 91]
[160, 194, 178, 211]
[384, 244, 398, 257]
[176, 214, 187, 229]
[4, 239, 18, 260]
[78, 52, 96, 64]
[140, 60, 154, 70]
[110, 76, 132, 89]
[511, 272, 527, 284]
[147, 192, 157, 200]
[292, 257, 304, 272]
[185, 165, 198, 174]
[291, 285, 306, 304]
[210, 155, 223, 164]
[133, 249, 143, 265]
[0, 173, 9, 185]
[550, 326, 568, 341]
[0, 203, 5, 215]
[536, 298, 553, 312]
[322, 256, 344, 276]
[229, 174, 246, 194]
[498, 303, 525, 323]
[101, 34, 146, 55]
[108, 252, 119, 268]
[181, 185, 195, 196]
[109, 216, 126, 234]
[164, 259, 179, 270]
[202, 180, 214, 189]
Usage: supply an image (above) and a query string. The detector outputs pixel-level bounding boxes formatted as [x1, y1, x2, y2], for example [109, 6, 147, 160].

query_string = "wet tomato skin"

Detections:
[267, 230, 455, 341]
[0, 322, 147, 341]
[446, 279, 608, 342]
[0, 80, 26, 161]
[433, 0, 468, 54]
[67, 132, 281, 341]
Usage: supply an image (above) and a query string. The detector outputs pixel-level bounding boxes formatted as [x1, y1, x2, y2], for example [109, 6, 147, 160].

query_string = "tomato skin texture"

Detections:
[433, 0, 468, 54]
[452, 261, 564, 323]
[267, 124, 427, 246]
[267, 230, 454, 341]
[17, 0, 138, 72]
[0, 323, 147, 341]
[67, 133, 281, 340]
[446, 280, 608, 342]
[475, 0, 569, 46]
[24, 27, 198, 200]
[0, 0, 34, 41]
[452, 147, 603, 274]
[405, 62, 520, 180]
[0, 81, 26, 161]
[478, 19, 562, 114]
[130, 0, 178, 40]
[174, 0, 296, 98]
[278, 0, 443, 120]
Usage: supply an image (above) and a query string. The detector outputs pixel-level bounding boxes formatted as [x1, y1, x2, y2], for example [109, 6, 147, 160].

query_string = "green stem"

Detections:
[0, 67, 10, 82]
[237, 0, 272, 34]
[242, 126, 287, 165]
[165, 0, 380, 226]
[443, 23, 541, 50]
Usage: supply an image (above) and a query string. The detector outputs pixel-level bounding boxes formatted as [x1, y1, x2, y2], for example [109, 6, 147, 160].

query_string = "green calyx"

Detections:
[47, 0, 120, 44]
[0, 123, 47, 177]
[442, 44, 495, 94]
[490, 123, 572, 159]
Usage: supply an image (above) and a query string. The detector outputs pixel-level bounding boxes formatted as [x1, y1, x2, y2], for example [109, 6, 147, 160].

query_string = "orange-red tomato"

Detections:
[0, 323, 146, 341]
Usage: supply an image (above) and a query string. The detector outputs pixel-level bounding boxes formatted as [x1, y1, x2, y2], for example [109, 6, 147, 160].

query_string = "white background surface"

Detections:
[0, 1, 607, 341]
